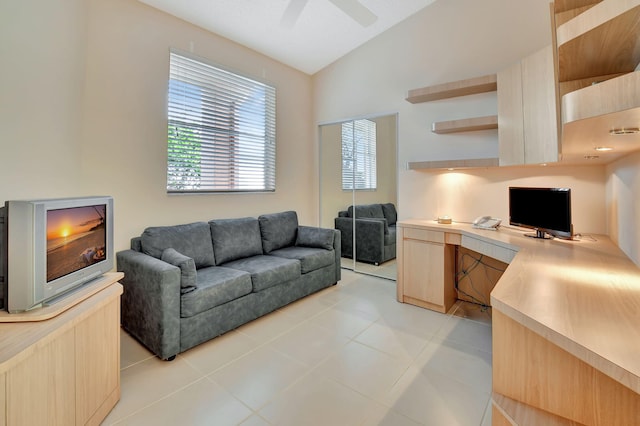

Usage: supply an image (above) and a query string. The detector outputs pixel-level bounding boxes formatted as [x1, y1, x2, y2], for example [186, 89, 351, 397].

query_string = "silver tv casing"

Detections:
[6, 196, 114, 313]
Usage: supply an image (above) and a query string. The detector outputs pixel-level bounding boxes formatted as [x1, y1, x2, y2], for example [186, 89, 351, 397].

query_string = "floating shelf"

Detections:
[556, 0, 640, 82]
[408, 158, 499, 170]
[406, 74, 497, 103]
[431, 115, 498, 134]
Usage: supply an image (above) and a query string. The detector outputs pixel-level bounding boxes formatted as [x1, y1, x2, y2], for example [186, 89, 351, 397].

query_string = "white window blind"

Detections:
[167, 50, 276, 192]
[342, 119, 377, 190]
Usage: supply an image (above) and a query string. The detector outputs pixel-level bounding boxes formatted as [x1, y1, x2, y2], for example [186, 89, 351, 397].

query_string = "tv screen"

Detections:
[509, 187, 572, 239]
[46, 204, 107, 282]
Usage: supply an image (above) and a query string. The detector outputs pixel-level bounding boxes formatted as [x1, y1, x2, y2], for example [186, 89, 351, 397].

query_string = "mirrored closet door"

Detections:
[319, 113, 398, 280]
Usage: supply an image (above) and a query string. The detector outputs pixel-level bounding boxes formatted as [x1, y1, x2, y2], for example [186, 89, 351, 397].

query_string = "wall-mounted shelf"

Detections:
[431, 115, 498, 134]
[555, 0, 640, 82]
[406, 74, 497, 103]
[408, 158, 499, 170]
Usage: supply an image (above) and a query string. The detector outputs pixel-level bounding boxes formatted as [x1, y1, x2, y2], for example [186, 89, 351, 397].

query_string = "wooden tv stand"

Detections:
[0, 272, 123, 425]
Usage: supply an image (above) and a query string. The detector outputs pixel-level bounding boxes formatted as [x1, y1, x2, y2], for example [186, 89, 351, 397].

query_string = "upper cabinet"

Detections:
[498, 45, 559, 166]
[552, 0, 640, 164]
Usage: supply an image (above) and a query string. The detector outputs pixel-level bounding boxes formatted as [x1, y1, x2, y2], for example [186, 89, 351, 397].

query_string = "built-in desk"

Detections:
[396, 219, 640, 425]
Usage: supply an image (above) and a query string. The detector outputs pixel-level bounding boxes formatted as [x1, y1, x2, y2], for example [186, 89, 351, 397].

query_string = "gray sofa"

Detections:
[334, 203, 397, 265]
[116, 211, 341, 360]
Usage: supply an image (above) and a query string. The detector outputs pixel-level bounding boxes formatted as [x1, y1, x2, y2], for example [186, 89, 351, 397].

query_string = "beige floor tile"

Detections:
[436, 315, 493, 353]
[355, 321, 430, 362]
[481, 398, 493, 426]
[276, 292, 334, 321]
[209, 345, 308, 410]
[239, 413, 272, 425]
[120, 328, 154, 369]
[414, 337, 493, 394]
[314, 340, 410, 401]
[309, 304, 376, 339]
[360, 401, 423, 426]
[268, 320, 350, 367]
[109, 378, 252, 426]
[180, 330, 261, 375]
[104, 356, 202, 424]
[258, 371, 372, 426]
[235, 309, 300, 345]
[384, 366, 490, 426]
[376, 301, 449, 340]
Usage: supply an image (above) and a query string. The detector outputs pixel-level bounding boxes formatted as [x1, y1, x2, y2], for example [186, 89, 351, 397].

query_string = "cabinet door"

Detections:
[6, 329, 76, 425]
[498, 61, 525, 166]
[75, 295, 120, 425]
[403, 239, 446, 306]
[522, 45, 559, 164]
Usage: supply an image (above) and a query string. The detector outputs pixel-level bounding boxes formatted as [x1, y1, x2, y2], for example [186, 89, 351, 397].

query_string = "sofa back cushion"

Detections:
[348, 204, 385, 219]
[209, 217, 263, 265]
[381, 203, 397, 226]
[141, 222, 215, 268]
[258, 211, 298, 254]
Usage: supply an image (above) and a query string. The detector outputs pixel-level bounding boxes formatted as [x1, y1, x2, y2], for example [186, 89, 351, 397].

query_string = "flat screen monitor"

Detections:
[509, 187, 572, 239]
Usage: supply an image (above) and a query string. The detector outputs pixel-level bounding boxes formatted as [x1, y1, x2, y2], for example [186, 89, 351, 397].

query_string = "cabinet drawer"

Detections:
[461, 235, 516, 264]
[403, 227, 444, 243]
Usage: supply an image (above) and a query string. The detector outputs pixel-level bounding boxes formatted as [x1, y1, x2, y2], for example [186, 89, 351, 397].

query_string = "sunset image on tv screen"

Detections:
[46, 205, 107, 282]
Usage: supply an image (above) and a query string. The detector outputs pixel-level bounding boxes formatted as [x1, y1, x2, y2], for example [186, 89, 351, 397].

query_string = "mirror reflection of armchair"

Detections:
[334, 203, 397, 265]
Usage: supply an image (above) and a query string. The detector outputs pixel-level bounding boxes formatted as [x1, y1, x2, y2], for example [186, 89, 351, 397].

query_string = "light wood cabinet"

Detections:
[397, 227, 456, 313]
[0, 273, 123, 426]
[498, 45, 559, 165]
[551, 0, 640, 164]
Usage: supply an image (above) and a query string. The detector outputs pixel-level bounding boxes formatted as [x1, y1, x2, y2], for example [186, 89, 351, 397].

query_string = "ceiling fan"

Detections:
[281, 0, 378, 28]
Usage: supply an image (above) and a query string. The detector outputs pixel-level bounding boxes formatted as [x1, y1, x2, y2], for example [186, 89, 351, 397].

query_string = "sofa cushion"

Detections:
[141, 222, 215, 268]
[296, 226, 334, 250]
[222, 255, 300, 292]
[258, 211, 298, 254]
[161, 248, 197, 293]
[181, 266, 252, 318]
[269, 246, 334, 274]
[381, 203, 398, 226]
[210, 217, 263, 265]
[348, 204, 385, 219]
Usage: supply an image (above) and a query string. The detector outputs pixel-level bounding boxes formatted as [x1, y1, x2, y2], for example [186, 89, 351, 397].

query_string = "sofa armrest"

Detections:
[354, 218, 387, 264]
[116, 249, 181, 360]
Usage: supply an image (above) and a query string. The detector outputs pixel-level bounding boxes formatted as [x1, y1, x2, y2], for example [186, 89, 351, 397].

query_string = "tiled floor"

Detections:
[104, 270, 493, 426]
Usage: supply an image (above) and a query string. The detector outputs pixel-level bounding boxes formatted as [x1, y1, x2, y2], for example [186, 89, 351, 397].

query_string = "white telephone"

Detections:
[472, 216, 502, 230]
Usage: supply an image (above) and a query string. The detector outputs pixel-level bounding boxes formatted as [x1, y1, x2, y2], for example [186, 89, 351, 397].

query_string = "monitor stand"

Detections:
[525, 229, 553, 239]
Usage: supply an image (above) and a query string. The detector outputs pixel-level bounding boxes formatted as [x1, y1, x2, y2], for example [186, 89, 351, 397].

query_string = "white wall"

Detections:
[1, 0, 317, 252]
[607, 152, 640, 265]
[313, 0, 609, 236]
[0, 0, 88, 199]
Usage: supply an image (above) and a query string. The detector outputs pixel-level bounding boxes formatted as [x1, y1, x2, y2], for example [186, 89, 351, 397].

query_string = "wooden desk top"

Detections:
[398, 219, 640, 394]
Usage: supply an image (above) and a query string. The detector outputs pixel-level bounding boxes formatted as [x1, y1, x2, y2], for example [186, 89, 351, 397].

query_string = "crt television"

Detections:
[508, 187, 572, 239]
[2, 196, 114, 313]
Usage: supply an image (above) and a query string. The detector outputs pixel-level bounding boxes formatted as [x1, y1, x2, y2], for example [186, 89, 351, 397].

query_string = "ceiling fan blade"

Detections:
[328, 0, 377, 27]
[281, 0, 310, 28]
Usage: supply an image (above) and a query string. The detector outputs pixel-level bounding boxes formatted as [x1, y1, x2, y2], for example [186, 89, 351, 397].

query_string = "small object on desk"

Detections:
[437, 216, 452, 224]
[472, 215, 501, 230]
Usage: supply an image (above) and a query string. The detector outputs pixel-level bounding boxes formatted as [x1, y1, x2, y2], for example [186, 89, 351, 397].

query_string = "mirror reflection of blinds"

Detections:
[342, 119, 377, 190]
[167, 50, 276, 192]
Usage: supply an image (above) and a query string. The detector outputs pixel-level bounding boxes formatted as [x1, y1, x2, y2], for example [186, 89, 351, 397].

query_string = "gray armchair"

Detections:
[334, 203, 397, 265]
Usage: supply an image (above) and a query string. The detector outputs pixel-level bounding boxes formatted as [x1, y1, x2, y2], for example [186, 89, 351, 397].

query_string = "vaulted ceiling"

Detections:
[137, 0, 438, 74]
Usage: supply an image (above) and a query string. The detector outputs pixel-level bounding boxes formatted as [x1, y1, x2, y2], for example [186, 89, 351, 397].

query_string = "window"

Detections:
[167, 50, 276, 192]
[341, 119, 377, 190]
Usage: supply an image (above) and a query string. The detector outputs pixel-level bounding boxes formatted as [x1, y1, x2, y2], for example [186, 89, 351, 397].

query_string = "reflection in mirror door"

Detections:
[319, 113, 398, 280]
